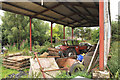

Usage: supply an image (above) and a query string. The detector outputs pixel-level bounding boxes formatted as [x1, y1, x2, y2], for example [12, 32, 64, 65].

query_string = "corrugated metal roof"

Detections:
[1, 2, 100, 27]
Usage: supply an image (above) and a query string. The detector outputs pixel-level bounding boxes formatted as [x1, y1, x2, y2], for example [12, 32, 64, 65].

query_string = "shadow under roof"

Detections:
[1, 2, 101, 27]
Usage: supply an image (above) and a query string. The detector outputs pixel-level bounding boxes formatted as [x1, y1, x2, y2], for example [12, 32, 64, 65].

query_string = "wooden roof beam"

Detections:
[62, 4, 91, 24]
[71, 6, 98, 24]
[31, 2, 81, 24]
[63, 2, 98, 9]
[32, 3, 62, 18]
[57, 13, 76, 21]
[3, 2, 69, 24]
[79, 2, 98, 21]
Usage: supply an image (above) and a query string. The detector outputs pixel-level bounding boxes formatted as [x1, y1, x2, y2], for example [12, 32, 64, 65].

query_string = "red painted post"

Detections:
[72, 27, 74, 39]
[51, 22, 53, 46]
[63, 26, 65, 39]
[99, 0, 104, 71]
[30, 17, 32, 51]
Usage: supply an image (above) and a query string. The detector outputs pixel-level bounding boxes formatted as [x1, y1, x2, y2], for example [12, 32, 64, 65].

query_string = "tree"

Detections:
[2, 12, 30, 49]
[32, 19, 49, 45]
[1, 12, 50, 49]
[66, 27, 72, 38]
[91, 28, 99, 43]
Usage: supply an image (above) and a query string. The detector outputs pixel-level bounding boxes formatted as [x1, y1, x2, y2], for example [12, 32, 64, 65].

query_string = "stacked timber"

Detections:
[2, 53, 32, 70]
[47, 48, 60, 56]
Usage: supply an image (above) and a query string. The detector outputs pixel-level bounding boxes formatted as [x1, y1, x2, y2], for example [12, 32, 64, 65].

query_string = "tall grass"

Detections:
[107, 41, 119, 79]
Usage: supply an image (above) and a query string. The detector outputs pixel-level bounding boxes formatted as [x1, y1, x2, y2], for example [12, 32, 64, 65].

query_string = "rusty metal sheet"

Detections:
[56, 58, 77, 69]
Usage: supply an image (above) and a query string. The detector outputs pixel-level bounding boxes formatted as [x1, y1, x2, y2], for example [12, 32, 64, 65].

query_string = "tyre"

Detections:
[65, 48, 76, 57]
[69, 63, 85, 74]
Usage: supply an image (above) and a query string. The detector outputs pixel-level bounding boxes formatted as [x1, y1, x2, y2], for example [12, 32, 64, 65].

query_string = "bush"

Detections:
[107, 41, 119, 78]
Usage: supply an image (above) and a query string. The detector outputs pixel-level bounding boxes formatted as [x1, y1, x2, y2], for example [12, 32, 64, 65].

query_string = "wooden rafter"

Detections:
[32, 3, 62, 18]
[79, 2, 98, 21]
[63, 2, 98, 9]
[3, 2, 70, 25]
[62, 4, 91, 24]
[31, 2, 82, 25]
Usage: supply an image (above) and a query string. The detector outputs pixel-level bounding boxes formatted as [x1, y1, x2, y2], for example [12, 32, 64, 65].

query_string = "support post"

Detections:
[30, 17, 32, 51]
[72, 27, 74, 39]
[51, 22, 53, 46]
[63, 25, 65, 39]
[99, 0, 104, 71]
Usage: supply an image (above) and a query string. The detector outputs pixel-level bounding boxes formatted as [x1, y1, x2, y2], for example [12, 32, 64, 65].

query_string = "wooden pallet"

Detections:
[2, 61, 30, 67]
[4, 53, 22, 59]
[3, 64, 30, 70]
[2, 54, 32, 70]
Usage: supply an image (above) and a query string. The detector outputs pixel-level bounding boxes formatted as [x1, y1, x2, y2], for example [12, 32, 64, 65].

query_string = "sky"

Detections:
[0, 0, 119, 25]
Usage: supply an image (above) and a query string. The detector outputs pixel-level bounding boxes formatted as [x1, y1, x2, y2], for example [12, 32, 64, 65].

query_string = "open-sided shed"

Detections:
[0, 0, 111, 71]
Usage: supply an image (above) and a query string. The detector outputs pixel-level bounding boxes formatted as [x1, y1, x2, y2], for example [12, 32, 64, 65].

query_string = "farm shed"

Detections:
[0, 0, 111, 72]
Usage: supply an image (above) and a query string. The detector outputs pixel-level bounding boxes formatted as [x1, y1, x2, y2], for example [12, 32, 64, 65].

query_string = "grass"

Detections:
[1, 66, 29, 79]
[1, 66, 19, 78]
[107, 41, 119, 79]
[56, 71, 92, 79]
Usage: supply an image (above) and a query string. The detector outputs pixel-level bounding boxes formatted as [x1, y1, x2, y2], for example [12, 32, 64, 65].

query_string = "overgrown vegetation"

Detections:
[0, 12, 119, 79]
[56, 71, 92, 79]
[107, 20, 119, 79]
[107, 41, 119, 79]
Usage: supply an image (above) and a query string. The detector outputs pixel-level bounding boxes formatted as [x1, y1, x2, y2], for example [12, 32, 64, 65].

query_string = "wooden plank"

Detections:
[3, 64, 20, 69]
[2, 59, 30, 64]
[7, 56, 32, 61]
[3, 58, 30, 63]
[87, 41, 99, 72]
[2, 60, 30, 67]
[4, 52, 22, 58]
[3, 64, 30, 70]
[2, 58, 17, 63]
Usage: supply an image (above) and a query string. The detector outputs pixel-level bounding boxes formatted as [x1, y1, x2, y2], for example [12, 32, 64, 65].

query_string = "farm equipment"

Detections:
[55, 39, 93, 57]
[29, 40, 99, 78]
[29, 52, 85, 78]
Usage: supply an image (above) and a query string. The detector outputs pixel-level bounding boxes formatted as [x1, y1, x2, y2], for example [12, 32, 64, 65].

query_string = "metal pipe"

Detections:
[72, 27, 74, 39]
[99, 0, 104, 71]
[63, 25, 65, 39]
[43, 68, 68, 72]
[51, 22, 53, 46]
[34, 52, 46, 78]
[29, 17, 32, 51]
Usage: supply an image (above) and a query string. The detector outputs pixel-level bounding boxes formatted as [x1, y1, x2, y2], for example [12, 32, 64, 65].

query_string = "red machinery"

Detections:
[56, 39, 93, 57]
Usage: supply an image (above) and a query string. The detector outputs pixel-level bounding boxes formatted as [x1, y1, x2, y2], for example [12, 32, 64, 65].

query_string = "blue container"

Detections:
[77, 54, 83, 62]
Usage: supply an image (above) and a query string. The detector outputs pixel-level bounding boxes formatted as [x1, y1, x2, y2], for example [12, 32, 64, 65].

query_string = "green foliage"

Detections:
[2, 12, 30, 47]
[56, 71, 92, 79]
[74, 27, 99, 43]
[111, 21, 119, 41]
[107, 41, 119, 78]
[48, 24, 64, 41]
[1, 66, 30, 78]
[65, 26, 72, 39]
[1, 66, 19, 78]
[77, 27, 91, 40]
[33, 44, 50, 54]
[32, 19, 49, 45]
[2, 12, 50, 50]
[91, 28, 99, 43]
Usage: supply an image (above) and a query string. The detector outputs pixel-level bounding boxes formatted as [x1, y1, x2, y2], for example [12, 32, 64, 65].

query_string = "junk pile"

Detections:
[29, 40, 111, 78]
[29, 52, 67, 78]
[29, 51, 85, 78]
[2, 53, 32, 70]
